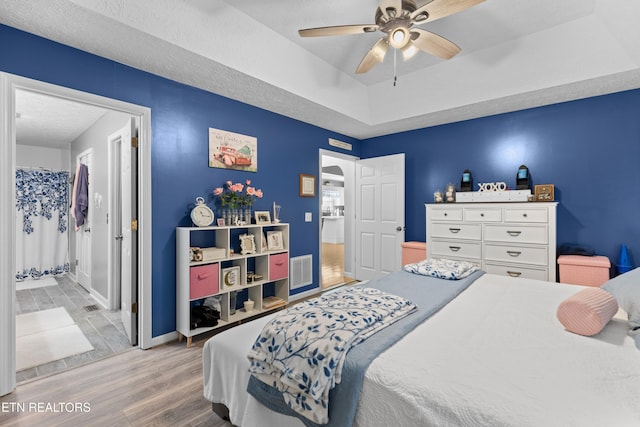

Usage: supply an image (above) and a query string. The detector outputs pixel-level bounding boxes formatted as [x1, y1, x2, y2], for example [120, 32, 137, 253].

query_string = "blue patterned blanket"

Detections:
[247, 268, 484, 427]
[247, 286, 417, 424]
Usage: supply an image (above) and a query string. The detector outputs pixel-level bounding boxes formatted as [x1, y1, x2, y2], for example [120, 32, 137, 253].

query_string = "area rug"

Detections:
[16, 276, 58, 291]
[16, 307, 94, 371]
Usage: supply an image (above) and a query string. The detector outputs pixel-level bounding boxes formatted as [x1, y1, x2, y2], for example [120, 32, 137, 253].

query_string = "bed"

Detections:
[203, 267, 640, 427]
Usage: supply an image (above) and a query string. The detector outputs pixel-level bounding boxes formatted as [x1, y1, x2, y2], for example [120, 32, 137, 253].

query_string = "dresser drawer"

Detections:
[504, 208, 548, 223]
[484, 244, 547, 266]
[430, 208, 463, 221]
[430, 223, 481, 240]
[431, 240, 481, 260]
[484, 263, 548, 281]
[463, 208, 501, 222]
[484, 225, 548, 245]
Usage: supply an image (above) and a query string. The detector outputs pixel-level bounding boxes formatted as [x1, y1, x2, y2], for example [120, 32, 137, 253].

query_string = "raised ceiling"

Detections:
[2, 0, 640, 139]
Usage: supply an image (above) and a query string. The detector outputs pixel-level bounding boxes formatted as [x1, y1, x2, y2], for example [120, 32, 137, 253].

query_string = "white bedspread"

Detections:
[203, 274, 640, 427]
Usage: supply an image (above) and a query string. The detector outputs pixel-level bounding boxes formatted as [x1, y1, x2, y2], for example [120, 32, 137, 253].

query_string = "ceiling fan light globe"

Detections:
[401, 42, 419, 60]
[389, 27, 409, 48]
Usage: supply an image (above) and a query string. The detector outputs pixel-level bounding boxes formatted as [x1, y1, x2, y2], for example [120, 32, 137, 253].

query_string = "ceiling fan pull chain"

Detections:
[393, 48, 397, 86]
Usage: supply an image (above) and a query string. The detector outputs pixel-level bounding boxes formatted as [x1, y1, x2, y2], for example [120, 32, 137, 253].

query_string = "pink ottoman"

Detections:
[558, 255, 611, 287]
[402, 241, 427, 266]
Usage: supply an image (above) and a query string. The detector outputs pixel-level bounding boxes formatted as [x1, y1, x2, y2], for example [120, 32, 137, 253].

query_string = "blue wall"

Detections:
[361, 91, 640, 270]
[4, 23, 639, 338]
[0, 25, 359, 337]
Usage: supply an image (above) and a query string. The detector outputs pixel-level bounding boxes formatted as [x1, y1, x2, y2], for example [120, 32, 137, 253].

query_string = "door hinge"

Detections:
[131, 137, 138, 148]
[131, 219, 138, 231]
[131, 302, 138, 314]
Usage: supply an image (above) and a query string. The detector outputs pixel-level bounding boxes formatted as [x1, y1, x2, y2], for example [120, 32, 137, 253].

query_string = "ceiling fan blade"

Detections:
[411, 28, 461, 60]
[378, 0, 403, 20]
[299, 24, 378, 37]
[411, 0, 484, 23]
[356, 38, 388, 74]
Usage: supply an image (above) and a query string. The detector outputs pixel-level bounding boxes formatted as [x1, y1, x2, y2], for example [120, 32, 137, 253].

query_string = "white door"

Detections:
[355, 154, 405, 281]
[75, 150, 92, 291]
[111, 119, 137, 345]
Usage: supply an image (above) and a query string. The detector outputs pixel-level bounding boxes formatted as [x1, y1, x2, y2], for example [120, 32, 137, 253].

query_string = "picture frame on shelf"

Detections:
[534, 184, 554, 201]
[216, 218, 225, 226]
[255, 210, 271, 224]
[299, 173, 316, 197]
[221, 266, 240, 290]
[267, 230, 284, 251]
[239, 233, 256, 255]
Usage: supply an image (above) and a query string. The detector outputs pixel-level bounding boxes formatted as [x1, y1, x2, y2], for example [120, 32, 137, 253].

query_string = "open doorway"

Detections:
[319, 150, 357, 289]
[1, 73, 153, 397]
[14, 89, 136, 383]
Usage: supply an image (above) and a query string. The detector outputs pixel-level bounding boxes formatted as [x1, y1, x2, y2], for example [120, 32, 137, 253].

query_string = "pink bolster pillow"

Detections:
[557, 288, 618, 336]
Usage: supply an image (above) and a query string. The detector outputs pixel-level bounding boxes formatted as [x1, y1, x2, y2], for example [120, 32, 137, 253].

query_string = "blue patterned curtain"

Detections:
[15, 168, 70, 280]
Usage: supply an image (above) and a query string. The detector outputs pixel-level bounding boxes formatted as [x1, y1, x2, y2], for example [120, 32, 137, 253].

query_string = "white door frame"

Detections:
[0, 72, 153, 396]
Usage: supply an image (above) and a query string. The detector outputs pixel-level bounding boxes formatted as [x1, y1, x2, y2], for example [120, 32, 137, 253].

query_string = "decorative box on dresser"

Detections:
[426, 203, 557, 281]
[176, 223, 289, 347]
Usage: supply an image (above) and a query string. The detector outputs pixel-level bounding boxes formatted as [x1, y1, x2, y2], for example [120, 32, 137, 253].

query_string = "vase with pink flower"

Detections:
[213, 179, 263, 225]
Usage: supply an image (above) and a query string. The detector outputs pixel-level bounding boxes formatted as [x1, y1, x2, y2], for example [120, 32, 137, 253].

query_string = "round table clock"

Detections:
[190, 197, 214, 227]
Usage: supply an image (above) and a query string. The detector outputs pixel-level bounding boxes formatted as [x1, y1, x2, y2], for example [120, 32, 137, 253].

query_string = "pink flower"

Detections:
[246, 179, 251, 185]
[246, 186, 256, 196]
[213, 187, 223, 196]
[225, 180, 232, 187]
[255, 189, 263, 198]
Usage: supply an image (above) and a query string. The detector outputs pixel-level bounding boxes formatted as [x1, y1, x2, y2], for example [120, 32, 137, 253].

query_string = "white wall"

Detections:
[70, 111, 131, 302]
[16, 144, 70, 171]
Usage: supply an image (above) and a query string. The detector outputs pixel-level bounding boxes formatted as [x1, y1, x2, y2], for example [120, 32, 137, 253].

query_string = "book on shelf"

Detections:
[262, 296, 286, 309]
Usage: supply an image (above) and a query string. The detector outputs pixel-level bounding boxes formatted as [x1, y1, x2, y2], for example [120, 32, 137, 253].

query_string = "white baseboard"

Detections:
[288, 287, 322, 302]
[149, 331, 179, 348]
[90, 289, 109, 310]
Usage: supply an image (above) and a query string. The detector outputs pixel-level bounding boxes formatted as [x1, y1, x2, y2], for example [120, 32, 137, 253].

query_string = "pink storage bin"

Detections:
[558, 255, 610, 287]
[190, 263, 219, 299]
[402, 241, 427, 266]
[269, 253, 289, 281]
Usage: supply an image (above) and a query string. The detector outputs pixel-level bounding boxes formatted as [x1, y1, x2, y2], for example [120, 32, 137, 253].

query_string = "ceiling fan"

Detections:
[299, 0, 485, 74]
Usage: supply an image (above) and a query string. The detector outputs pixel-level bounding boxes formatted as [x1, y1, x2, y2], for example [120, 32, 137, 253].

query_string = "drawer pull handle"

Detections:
[197, 273, 211, 280]
[507, 230, 522, 237]
[507, 250, 522, 257]
[444, 213, 448, 217]
[449, 246, 461, 252]
[507, 271, 522, 277]
[274, 261, 284, 266]
[523, 213, 528, 217]
[449, 228, 461, 233]
[480, 213, 485, 217]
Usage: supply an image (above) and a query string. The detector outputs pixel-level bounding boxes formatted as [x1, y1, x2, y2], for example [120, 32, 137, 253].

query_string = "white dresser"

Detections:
[426, 202, 557, 281]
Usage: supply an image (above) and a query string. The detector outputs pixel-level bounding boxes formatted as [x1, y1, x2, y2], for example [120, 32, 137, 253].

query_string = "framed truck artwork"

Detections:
[209, 127, 258, 172]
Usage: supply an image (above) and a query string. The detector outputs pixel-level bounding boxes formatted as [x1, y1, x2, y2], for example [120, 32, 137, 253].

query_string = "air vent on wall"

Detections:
[290, 255, 312, 290]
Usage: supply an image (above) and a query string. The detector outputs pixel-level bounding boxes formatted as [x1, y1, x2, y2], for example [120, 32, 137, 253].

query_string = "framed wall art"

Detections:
[299, 174, 316, 197]
[208, 127, 258, 172]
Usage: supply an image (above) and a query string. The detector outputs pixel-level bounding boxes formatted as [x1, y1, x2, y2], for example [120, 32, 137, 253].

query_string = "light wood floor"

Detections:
[0, 340, 232, 427]
[321, 243, 352, 289]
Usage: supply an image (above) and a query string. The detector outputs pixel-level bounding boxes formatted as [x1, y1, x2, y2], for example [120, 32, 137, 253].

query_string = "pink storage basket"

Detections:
[558, 255, 610, 287]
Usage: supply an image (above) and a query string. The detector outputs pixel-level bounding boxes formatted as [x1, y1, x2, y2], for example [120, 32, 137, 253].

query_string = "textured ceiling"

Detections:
[2, 0, 640, 139]
[16, 90, 107, 148]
